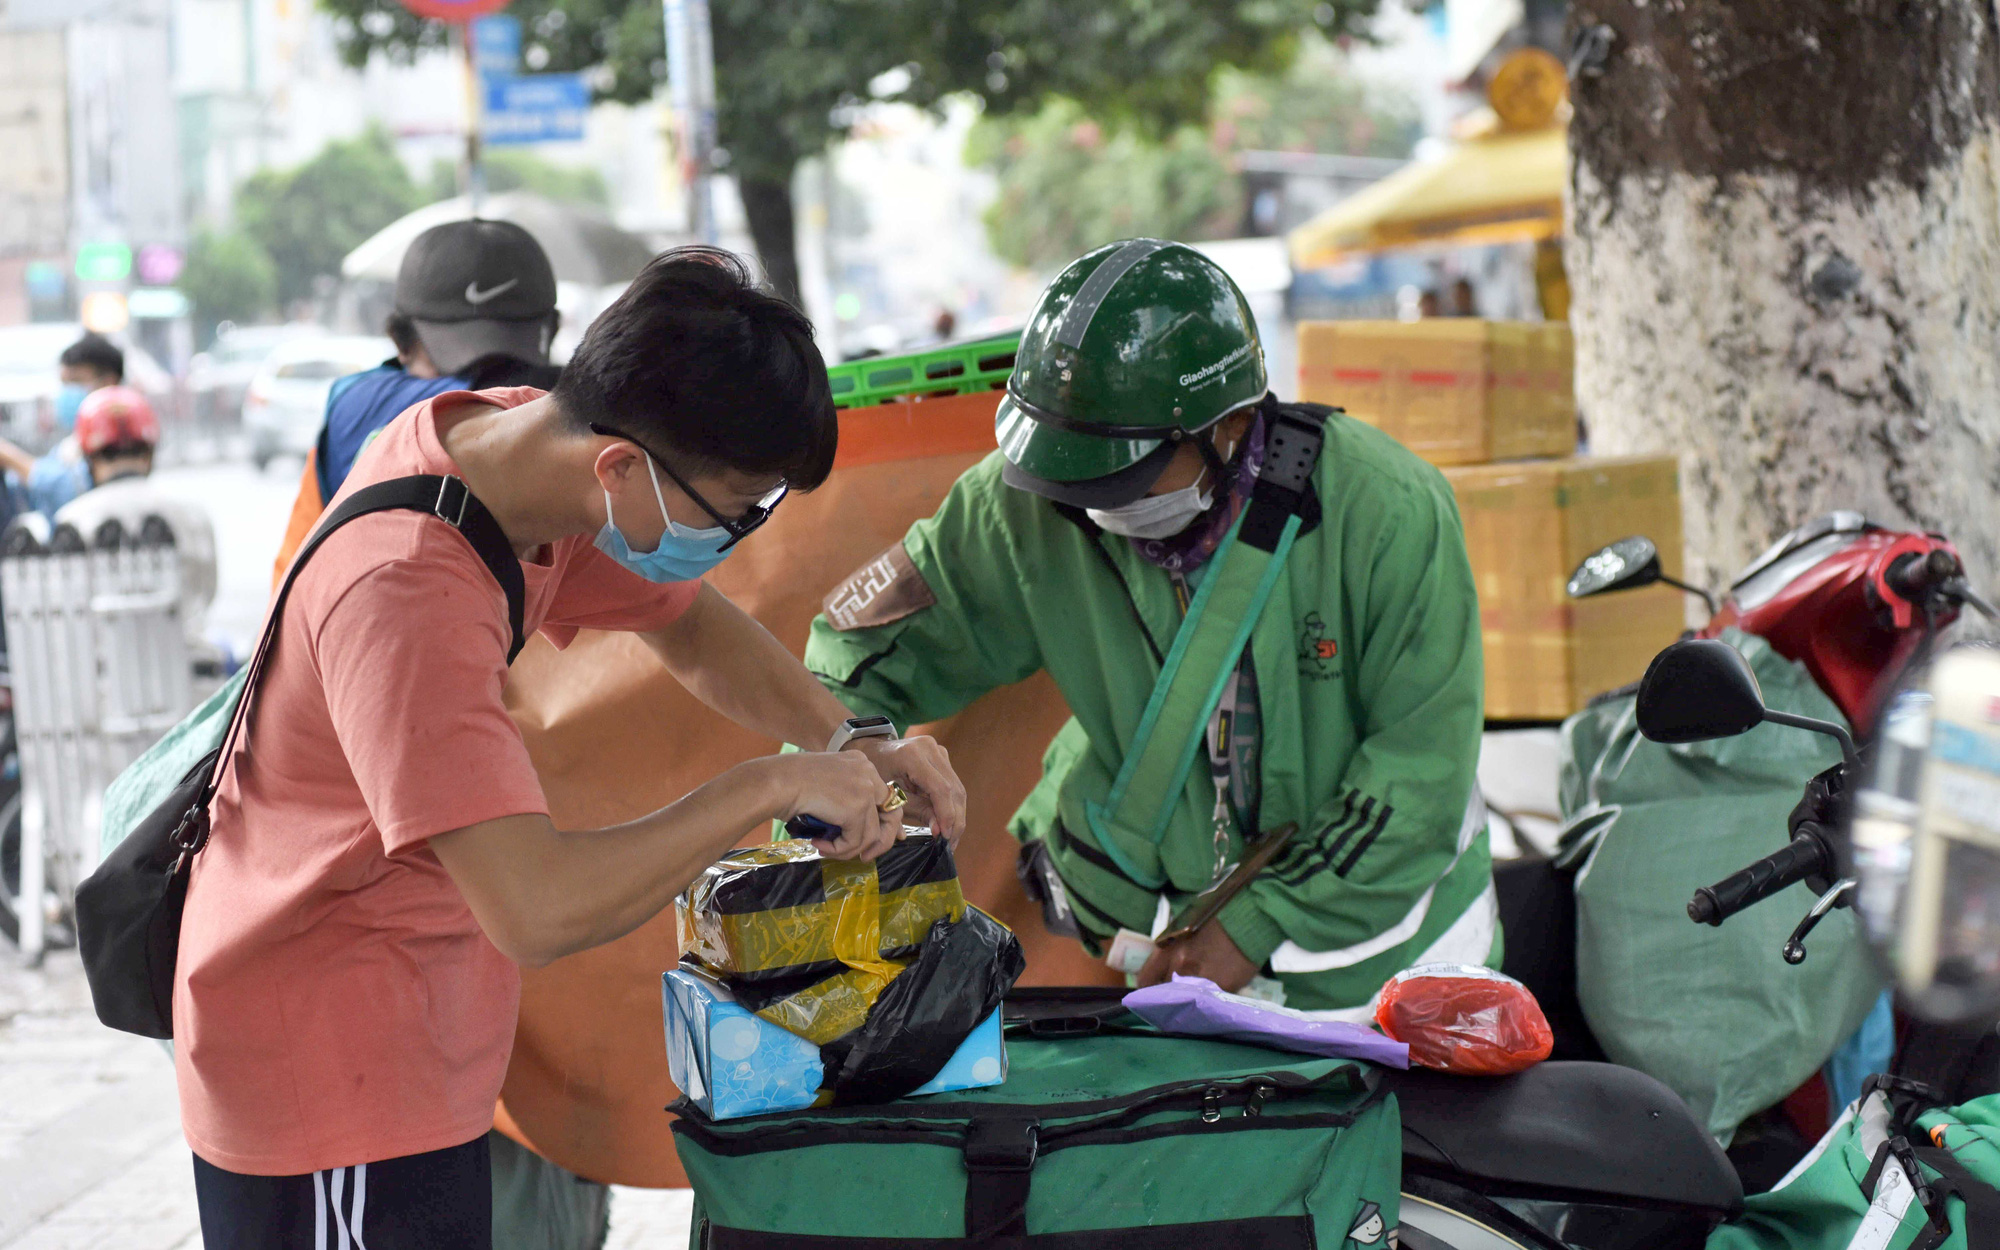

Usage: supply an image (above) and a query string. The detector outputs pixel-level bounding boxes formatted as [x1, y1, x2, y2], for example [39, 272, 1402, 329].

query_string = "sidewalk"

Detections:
[0, 950, 691, 1248]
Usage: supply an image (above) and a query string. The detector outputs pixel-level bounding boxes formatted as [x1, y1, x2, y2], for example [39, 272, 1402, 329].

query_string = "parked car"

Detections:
[186, 323, 325, 426]
[242, 335, 392, 469]
[0, 323, 173, 453]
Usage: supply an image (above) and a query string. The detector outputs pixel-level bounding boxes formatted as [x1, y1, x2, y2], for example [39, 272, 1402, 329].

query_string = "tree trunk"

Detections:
[1565, 1, 2000, 597]
[739, 170, 804, 311]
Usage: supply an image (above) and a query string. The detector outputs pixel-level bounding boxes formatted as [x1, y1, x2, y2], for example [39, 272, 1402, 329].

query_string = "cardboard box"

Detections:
[1297, 319, 1576, 465]
[1444, 455, 1686, 720]
[663, 967, 1007, 1120]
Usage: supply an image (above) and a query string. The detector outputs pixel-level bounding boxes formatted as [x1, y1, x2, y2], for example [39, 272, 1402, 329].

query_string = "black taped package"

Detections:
[678, 834, 964, 1046]
[675, 832, 1025, 1103]
[678, 834, 979, 1044]
[819, 905, 1026, 1104]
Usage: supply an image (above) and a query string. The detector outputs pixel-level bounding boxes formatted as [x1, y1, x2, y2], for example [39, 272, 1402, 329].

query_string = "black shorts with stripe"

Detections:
[193, 1133, 490, 1250]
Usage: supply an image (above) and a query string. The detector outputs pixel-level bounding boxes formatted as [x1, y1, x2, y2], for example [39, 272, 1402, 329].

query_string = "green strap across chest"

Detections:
[1084, 509, 1303, 889]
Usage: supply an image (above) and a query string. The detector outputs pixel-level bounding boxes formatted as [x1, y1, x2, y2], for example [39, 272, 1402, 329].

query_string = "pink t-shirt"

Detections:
[175, 388, 699, 1175]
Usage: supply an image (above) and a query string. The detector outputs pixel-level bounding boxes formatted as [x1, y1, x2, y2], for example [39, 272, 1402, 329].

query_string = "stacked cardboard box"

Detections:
[1447, 457, 1686, 720]
[1297, 320, 1576, 464]
[1299, 320, 1684, 720]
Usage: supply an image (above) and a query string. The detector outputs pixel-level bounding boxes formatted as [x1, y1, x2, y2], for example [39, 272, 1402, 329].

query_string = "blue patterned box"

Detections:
[663, 967, 1006, 1120]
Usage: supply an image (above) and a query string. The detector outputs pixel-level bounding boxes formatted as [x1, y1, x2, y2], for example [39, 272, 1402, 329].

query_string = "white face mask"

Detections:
[1087, 478, 1215, 540]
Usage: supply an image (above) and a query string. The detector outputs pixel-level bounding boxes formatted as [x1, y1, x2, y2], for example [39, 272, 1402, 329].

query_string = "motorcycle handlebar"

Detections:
[1885, 549, 1961, 603]
[1688, 831, 1832, 926]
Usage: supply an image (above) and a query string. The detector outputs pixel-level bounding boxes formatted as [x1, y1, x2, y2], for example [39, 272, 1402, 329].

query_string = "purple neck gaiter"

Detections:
[1131, 413, 1267, 576]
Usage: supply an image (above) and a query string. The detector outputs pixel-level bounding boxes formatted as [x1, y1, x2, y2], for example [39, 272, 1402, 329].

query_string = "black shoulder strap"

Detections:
[1238, 396, 1329, 552]
[283, 475, 525, 664]
[203, 474, 525, 810]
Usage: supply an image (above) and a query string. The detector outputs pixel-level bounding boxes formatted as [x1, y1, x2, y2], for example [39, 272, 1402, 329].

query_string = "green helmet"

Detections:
[996, 238, 1268, 508]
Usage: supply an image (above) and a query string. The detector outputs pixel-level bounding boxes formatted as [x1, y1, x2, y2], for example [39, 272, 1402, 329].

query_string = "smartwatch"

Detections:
[826, 715, 897, 753]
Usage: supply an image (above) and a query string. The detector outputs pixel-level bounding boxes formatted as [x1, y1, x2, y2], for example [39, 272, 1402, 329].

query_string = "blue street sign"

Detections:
[484, 73, 589, 145]
[471, 15, 520, 75]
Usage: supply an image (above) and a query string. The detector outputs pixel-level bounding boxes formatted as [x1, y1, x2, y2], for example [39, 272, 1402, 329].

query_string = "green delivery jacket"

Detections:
[804, 410, 1496, 1010]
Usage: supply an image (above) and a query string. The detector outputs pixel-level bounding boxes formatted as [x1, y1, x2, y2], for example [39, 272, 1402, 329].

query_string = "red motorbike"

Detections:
[1556, 510, 1998, 1177]
[1568, 509, 1983, 734]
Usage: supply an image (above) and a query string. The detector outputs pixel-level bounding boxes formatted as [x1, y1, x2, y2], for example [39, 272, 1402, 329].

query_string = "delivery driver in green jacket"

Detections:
[803, 239, 1496, 1013]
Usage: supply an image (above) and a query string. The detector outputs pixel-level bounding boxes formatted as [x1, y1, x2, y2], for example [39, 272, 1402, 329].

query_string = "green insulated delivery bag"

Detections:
[671, 1024, 1402, 1248]
[1708, 1081, 2000, 1250]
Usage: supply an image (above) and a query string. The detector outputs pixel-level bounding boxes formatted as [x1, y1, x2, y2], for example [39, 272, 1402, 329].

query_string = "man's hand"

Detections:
[1136, 922, 1258, 992]
[846, 734, 966, 844]
[773, 750, 904, 862]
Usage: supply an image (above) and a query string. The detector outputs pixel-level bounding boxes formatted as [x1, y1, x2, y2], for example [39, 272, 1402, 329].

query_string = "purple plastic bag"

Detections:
[1123, 975, 1410, 1068]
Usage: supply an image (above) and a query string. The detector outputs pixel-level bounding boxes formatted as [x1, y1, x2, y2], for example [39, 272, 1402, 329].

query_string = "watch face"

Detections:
[848, 716, 894, 731]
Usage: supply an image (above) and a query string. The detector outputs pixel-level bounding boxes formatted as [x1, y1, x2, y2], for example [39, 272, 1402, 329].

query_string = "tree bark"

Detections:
[1566, 1, 2000, 597]
[739, 171, 804, 311]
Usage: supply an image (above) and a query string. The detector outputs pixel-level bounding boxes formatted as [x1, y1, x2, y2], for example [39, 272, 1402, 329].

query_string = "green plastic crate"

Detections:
[827, 333, 1020, 410]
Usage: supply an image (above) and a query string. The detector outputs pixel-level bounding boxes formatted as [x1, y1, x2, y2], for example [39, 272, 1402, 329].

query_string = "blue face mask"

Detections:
[54, 384, 87, 432]
[593, 454, 734, 583]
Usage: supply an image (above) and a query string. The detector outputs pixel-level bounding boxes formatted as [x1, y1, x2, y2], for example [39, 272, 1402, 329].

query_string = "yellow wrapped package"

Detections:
[676, 834, 964, 1045]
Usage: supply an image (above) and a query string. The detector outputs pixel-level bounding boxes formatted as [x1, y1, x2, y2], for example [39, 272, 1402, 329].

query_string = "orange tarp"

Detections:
[494, 388, 1115, 1185]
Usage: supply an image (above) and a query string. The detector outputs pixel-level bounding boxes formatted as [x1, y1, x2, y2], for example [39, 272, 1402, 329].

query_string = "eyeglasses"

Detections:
[589, 423, 789, 552]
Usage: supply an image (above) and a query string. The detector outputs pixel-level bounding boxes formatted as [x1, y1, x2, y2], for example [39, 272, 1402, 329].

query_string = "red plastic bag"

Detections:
[1373, 963, 1553, 1076]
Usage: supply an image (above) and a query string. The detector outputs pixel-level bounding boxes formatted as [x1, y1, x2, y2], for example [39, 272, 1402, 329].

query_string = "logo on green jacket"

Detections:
[1298, 612, 1340, 682]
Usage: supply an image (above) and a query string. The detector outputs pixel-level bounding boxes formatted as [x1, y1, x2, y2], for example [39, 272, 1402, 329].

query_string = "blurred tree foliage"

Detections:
[967, 105, 1237, 271]
[316, 0, 1379, 303]
[235, 127, 422, 309]
[180, 229, 279, 344]
[970, 38, 1420, 269]
[425, 149, 612, 206]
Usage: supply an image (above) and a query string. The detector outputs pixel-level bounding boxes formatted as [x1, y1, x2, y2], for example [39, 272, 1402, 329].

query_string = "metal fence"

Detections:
[0, 518, 191, 960]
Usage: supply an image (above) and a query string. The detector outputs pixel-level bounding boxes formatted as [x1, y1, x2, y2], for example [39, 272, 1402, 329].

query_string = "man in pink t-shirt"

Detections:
[179, 248, 965, 1250]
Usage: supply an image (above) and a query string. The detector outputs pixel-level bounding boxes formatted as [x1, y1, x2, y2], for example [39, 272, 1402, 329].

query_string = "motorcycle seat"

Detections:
[1387, 1060, 1744, 1216]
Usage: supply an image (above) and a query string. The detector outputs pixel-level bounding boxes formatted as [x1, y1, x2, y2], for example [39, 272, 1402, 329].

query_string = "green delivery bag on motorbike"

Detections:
[671, 1024, 1402, 1248]
[1709, 1082, 2000, 1250]
[1558, 629, 1884, 1143]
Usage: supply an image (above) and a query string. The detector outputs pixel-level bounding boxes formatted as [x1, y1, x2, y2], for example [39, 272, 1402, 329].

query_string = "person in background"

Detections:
[1449, 278, 1478, 318]
[56, 333, 125, 429]
[0, 333, 128, 522]
[1416, 288, 1442, 318]
[0, 384, 157, 519]
[272, 219, 563, 583]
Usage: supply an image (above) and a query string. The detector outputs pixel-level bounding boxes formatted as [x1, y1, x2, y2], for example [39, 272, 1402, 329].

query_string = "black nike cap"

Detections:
[395, 219, 559, 375]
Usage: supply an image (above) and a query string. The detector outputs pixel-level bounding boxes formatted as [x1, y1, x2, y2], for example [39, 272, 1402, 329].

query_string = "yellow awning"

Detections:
[1287, 127, 1567, 270]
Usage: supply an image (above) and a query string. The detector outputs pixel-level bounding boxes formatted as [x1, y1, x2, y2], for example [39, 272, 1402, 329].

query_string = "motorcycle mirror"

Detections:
[1850, 645, 2000, 1023]
[1635, 639, 1767, 743]
[1567, 536, 1661, 599]
[1637, 638, 1860, 763]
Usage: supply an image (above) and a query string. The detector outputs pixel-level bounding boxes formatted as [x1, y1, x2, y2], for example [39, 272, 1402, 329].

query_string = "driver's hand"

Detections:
[847, 734, 967, 844]
[1135, 923, 1258, 992]
[776, 750, 902, 861]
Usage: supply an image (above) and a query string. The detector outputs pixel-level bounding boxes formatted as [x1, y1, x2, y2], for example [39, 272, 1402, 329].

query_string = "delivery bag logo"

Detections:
[1346, 1200, 1390, 1246]
[824, 542, 936, 631]
[1298, 611, 1339, 680]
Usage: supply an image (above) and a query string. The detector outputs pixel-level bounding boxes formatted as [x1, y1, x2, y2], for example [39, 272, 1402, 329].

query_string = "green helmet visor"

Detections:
[999, 383, 1247, 510]
[1000, 432, 1181, 509]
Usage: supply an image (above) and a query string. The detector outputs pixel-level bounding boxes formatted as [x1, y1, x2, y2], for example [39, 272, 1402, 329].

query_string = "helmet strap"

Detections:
[1194, 429, 1228, 488]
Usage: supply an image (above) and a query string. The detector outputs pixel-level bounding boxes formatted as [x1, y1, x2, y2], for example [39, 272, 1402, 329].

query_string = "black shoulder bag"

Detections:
[75, 475, 527, 1039]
